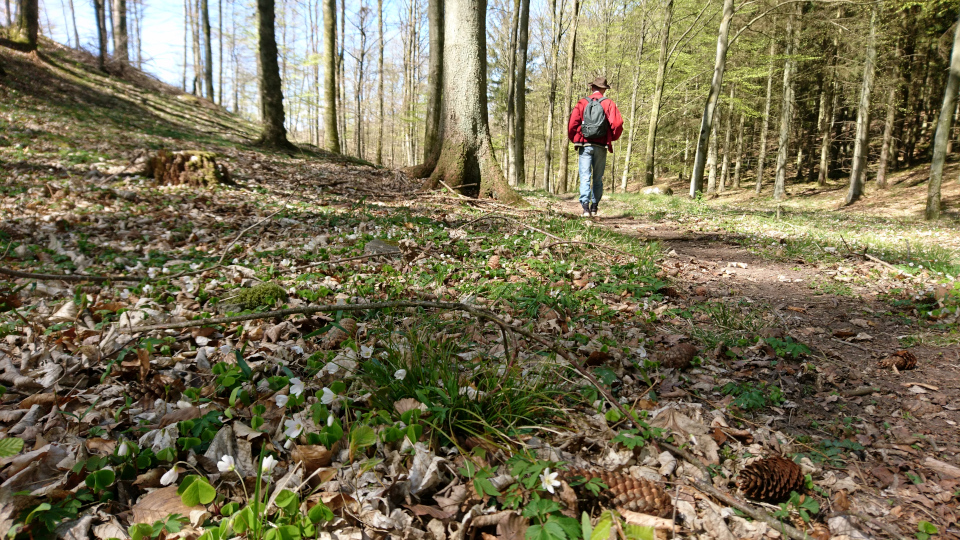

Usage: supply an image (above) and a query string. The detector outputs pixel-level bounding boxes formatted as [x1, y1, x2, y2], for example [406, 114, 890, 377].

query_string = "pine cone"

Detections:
[878, 350, 917, 370]
[737, 456, 803, 502]
[564, 468, 673, 517]
[658, 343, 698, 370]
[322, 318, 358, 349]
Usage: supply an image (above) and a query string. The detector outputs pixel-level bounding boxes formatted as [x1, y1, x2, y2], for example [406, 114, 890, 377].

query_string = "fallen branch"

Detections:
[438, 179, 470, 199]
[843, 386, 880, 397]
[0, 266, 142, 283]
[865, 253, 922, 282]
[218, 209, 284, 265]
[660, 442, 810, 540]
[841, 511, 908, 540]
[544, 240, 638, 260]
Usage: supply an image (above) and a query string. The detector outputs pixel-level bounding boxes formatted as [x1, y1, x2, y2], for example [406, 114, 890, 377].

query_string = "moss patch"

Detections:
[230, 282, 288, 310]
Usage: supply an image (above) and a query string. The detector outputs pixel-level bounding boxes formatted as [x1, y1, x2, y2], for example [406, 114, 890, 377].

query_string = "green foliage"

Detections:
[916, 521, 939, 540]
[772, 492, 819, 524]
[229, 282, 288, 310]
[177, 475, 217, 506]
[129, 515, 189, 540]
[459, 459, 502, 498]
[764, 337, 811, 359]
[719, 381, 785, 411]
[0, 437, 24, 458]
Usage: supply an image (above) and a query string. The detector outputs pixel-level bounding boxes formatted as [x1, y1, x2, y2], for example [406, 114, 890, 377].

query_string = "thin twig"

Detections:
[218, 209, 284, 265]
[0, 266, 143, 283]
[841, 511, 908, 540]
[865, 253, 922, 282]
[438, 179, 470, 199]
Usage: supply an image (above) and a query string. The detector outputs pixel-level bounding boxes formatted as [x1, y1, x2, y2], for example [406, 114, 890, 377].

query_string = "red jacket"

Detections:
[568, 91, 624, 152]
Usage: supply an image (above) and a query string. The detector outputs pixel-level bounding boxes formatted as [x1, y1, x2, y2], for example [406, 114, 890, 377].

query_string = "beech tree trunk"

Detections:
[514, 0, 530, 186]
[876, 83, 897, 188]
[109, 0, 127, 68]
[67, 0, 79, 50]
[542, 0, 562, 192]
[557, 0, 581, 193]
[12, 0, 38, 49]
[689, 0, 734, 197]
[323, 0, 340, 153]
[642, 0, 673, 187]
[926, 10, 960, 220]
[354, 2, 368, 159]
[732, 111, 746, 188]
[201, 0, 212, 100]
[256, 0, 292, 149]
[505, 0, 520, 185]
[620, 18, 647, 191]
[426, 0, 522, 205]
[844, 5, 877, 206]
[706, 107, 720, 194]
[773, 5, 800, 201]
[376, 0, 385, 165]
[418, 0, 444, 172]
[94, 0, 108, 70]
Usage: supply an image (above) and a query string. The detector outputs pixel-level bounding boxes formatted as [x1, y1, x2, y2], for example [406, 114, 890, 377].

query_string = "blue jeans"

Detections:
[578, 145, 606, 207]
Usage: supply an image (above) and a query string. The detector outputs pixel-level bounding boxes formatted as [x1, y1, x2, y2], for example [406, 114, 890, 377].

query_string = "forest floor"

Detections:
[1, 40, 959, 540]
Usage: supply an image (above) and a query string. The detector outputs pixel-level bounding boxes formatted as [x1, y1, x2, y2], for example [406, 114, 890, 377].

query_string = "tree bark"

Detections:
[514, 0, 530, 186]
[322, 0, 340, 153]
[732, 111, 746, 188]
[542, 0, 562, 192]
[557, 0, 581, 194]
[844, 5, 877, 206]
[354, 2, 368, 158]
[200, 0, 212, 99]
[755, 38, 775, 193]
[411, 0, 444, 175]
[505, 0, 521, 186]
[620, 17, 648, 192]
[719, 84, 735, 193]
[689, 0, 734, 197]
[182, 0, 188, 89]
[426, 0, 522, 205]
[706, 105, 720, 194]
[94, 0, 108, 70]
[111, 0, 128, 69]
[5, 0, 10, 27]
[256, 0, 293, 149]
[925, 10, 960, 220]
[12, 0, 38, 50]
[642, 0, 673, 187]
[218, 0, 223, 105]
[773, 5, 800, 201]
[376, 0, 385, 165]
[876, 82, 897, 188]
[67, 0, 79, 49]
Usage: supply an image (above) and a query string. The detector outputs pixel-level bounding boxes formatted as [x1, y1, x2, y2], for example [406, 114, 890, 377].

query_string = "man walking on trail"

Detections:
[568, 76, 623, 217]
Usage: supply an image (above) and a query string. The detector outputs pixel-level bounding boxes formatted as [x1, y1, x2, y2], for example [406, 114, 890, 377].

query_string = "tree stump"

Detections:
[146, 150, 230, 188]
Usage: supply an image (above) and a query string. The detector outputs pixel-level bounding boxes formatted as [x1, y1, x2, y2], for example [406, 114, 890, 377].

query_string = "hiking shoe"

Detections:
[581, 211, 591, 218]
[590, 203, 598, 217]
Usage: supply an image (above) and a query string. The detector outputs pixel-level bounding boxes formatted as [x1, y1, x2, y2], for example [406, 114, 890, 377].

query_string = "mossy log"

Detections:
[146, 150, 230, 188]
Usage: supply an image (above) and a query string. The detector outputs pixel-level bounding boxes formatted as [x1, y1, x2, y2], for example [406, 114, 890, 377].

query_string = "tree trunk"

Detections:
[256, 0, 292, 149]
[732, 111, 746, 188]
[755, 38, 775, 193]
[376, 0, 385, 165]
[413, 0, 443, 173]
[505, 0, 521, 186]
[557, 0, 581, 194]
[191, 0, 203, 95]
[706, 106, 720, 194]
[876, 83, 897, 188]
[218, 0, 223, 105]
[200, 0, 212, 100]
[354, 2, 368, 159]
[689, 0, 734, 197]
[182, 0, 188, 89]
[773, 5, 800, 201]
[620, 18, 648, 192]
[112, 0, 128, 69]
[426, 0, 522, 205]
[338, 0, 347, 148]
[844, 5, 877, 206]
[5, 0, 10, 26]
[67, 0, 79, 49]
[817, 81, 837, 186]
[322, 0, 340, 153]
[719, 84, 735, 193]
[94, 0, 108, 70]
[542, 0, 562, 192]
[925, 10, 960, 220]
[642, 0, 673, 187]
[514, 0, 530, 186]
[12, 0, 38, 49]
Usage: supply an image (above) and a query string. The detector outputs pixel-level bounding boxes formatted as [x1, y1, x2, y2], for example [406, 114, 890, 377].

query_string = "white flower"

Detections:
[284, 418, 304, 439]
[320, 387, 336, 405]
[327, 415, 335, 427]
[290, 345, 304, 355]
[274, 394, 289, 407]
[217, 455, 236, 473]
[142, 284, 153, 293]
[260, 455, 278, 474]
[117, 441, 134, 457]
[540, 468, 560, 494]
[323, 362, 339, 375]
[360, 345, 374, 359]
[289, 378, 304, 397]
[394, 369, 407, 381]
[160, 467, 179, 486]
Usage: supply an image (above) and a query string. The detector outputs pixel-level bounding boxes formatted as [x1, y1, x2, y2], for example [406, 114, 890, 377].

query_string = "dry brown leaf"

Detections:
[84, 438, 117, 455]
[487, 255, 501, 270]
[403, 504, 455, 520]
[131, 486, 203, 525]
[291, 444, 333, 471]
[497, 513, 529, 540]
[18, 393, 58, 410]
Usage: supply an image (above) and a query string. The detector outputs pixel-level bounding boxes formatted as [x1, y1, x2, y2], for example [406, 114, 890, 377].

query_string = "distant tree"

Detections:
[255, 0, 293, 149]
[12, 0, 38, 50]
[844, 4, 877, 206]
[201, 0, 213, 101]
[93, 0, 108, 70]
[925, 9, 960, 220]
[426, 0, 521, 204]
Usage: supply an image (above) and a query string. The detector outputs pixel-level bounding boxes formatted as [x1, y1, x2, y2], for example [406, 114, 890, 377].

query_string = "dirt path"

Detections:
[562, 198, 960, 531]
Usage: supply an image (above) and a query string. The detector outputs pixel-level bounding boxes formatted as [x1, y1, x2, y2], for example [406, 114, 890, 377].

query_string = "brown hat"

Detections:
[588, 76, 610, 89]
